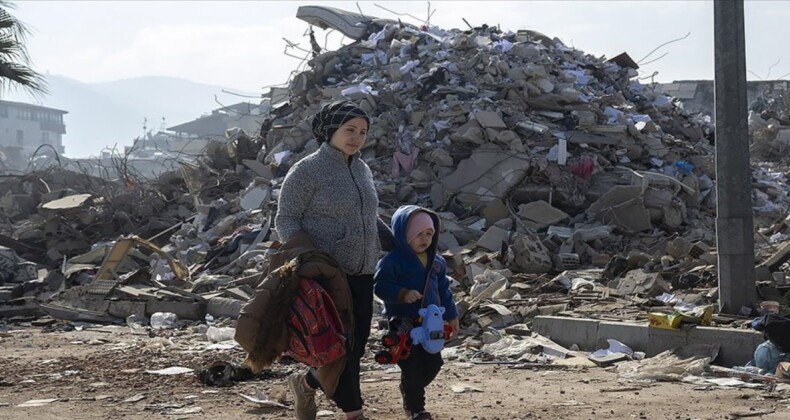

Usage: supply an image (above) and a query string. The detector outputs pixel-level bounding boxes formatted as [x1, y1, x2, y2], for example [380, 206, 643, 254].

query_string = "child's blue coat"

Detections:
[374, 205, 458, 321]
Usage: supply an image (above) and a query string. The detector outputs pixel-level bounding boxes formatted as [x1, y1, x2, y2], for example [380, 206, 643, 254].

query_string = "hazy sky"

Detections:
[11, 1, 790, 94]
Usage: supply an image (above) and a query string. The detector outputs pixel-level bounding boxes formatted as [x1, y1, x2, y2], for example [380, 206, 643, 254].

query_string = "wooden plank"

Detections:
[759, 241, 790, 271]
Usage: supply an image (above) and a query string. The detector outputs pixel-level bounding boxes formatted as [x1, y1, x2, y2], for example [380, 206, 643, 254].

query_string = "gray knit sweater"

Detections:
[275, 142, 383, 276]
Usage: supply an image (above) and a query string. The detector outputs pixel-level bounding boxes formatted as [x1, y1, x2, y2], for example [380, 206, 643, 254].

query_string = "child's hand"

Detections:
[402, 289, 423, 303]
[446, 318, 460, 339]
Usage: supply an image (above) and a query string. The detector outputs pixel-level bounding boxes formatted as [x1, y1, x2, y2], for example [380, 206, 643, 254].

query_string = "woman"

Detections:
[275, 101, 390, 420]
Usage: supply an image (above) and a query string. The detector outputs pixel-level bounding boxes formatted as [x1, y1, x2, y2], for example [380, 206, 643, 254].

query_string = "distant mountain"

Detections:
[3, 75, 259, 158]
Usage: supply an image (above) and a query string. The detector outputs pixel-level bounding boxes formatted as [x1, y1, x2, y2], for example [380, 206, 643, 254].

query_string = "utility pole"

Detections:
[714, 0, 756, 314]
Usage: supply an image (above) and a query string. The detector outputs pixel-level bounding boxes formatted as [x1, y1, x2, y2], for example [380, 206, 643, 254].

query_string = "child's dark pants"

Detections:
[398, 343, 444, 413]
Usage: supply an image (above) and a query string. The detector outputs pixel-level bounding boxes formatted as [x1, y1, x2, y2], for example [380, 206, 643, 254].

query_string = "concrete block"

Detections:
[533, 316, 599, 349]
[207, 297, 242, 319]
[146, 299, 206, 320]
[647, 327, 689, 356]
[688, 326, 764, 367]
[533, 316, 764, 366]
[107, 300, 147, 319]
[597, 320, 649, 352]
[0, 298, 40, 318]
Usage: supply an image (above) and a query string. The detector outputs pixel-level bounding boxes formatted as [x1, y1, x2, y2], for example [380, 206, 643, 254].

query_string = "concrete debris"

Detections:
[2, 5, 789, 376]
[517, 200, 569, 230]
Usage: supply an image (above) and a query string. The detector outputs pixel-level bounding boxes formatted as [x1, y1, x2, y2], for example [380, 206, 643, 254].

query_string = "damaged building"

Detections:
[0, 100, 67, 171]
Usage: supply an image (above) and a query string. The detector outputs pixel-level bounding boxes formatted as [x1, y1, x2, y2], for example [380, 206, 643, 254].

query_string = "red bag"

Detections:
[286, 278, 347, 368]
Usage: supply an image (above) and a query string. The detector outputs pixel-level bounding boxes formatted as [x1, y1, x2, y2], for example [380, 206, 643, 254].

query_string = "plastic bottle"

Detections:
[150, 312, 178, 329]
[206, 326, 236, 342]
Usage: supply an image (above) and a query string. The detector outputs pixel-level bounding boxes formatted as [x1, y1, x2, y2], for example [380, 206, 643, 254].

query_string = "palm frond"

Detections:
[0, 1, 46, 96]
[0, 60, 47, 95]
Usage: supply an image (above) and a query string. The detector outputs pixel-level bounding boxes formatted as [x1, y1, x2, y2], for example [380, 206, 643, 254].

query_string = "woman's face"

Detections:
[329, 117, 368, 157]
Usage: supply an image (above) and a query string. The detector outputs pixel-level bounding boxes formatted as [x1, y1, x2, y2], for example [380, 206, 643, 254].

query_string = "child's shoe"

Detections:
[411, 412, 433, 420]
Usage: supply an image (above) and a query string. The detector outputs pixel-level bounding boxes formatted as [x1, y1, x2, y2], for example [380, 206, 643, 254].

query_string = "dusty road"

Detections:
[0, 325, 787, 420]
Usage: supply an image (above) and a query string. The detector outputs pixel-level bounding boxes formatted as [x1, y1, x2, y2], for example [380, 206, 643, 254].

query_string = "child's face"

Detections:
[408, 228, 435, 254]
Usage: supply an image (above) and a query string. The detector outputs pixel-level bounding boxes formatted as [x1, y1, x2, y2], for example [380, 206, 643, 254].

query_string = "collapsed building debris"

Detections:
[2, 6, 790, 381]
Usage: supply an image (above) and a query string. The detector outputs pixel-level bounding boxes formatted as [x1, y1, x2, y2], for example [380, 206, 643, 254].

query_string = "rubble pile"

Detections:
[1, 6, 789, 371]
[0, 167, 196, 262]
[261, 11, 735, 332]
[749, 89, 790, 161]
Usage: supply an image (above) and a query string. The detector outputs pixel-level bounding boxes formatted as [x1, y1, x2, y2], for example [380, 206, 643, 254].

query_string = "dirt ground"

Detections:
[0, 325, 788, 420]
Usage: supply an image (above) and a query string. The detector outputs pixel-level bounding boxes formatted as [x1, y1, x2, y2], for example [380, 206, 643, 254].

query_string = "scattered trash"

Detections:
[197, 361, 254, 387]
[617, 344, 719, 382]
[123, 394, 146, 403]
[16, 398, 59, 408]
[164, 406, 203, 415]
[206, 326, 236, 343]
[590, 339, 635, 366]
[150, 312, 179, 330]
[450, 384, 483, 393]
[145, 367, 194, 375]
[239, 390, 288, 408]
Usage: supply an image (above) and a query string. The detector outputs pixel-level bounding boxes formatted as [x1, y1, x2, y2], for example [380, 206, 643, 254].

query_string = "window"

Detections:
[0, 105, 7, 118]
[16, 130, 24, 145]
[42, 132, 50, 144]
[17, 109, 31, 120]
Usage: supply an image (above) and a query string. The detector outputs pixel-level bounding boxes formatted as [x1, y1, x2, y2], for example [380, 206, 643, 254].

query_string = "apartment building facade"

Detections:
[0, 100, 67, 155]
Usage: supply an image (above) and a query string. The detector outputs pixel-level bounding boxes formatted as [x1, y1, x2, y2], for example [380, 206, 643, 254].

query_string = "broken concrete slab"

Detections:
[240, 187, 269, 211]
[481, 199, 510, 227]
[242, 159, 273, 180]
[477, 303, 516, 329]
[473, 111, 508, 129]
[588, 185, 652, 233]
[607, 52, 639, 70]
[517, 200, 569, 230]
[40, 302, 116, 323]
[613, 270, 670, 297]
[509, 233, 553, 273]
[758, 240, 790, 272]
[443, 145, 529, 206]
[296, 5, 406, 41]
[477, 226, 510, 252]
[40, 193, 93, 210]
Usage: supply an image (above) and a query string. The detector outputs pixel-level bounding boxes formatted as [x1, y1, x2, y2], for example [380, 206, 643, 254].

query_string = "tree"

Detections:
[0, 0, 46, 96]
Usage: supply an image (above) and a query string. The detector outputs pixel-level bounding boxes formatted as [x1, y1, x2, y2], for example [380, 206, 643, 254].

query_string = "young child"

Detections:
[374, 205, 459, 420]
